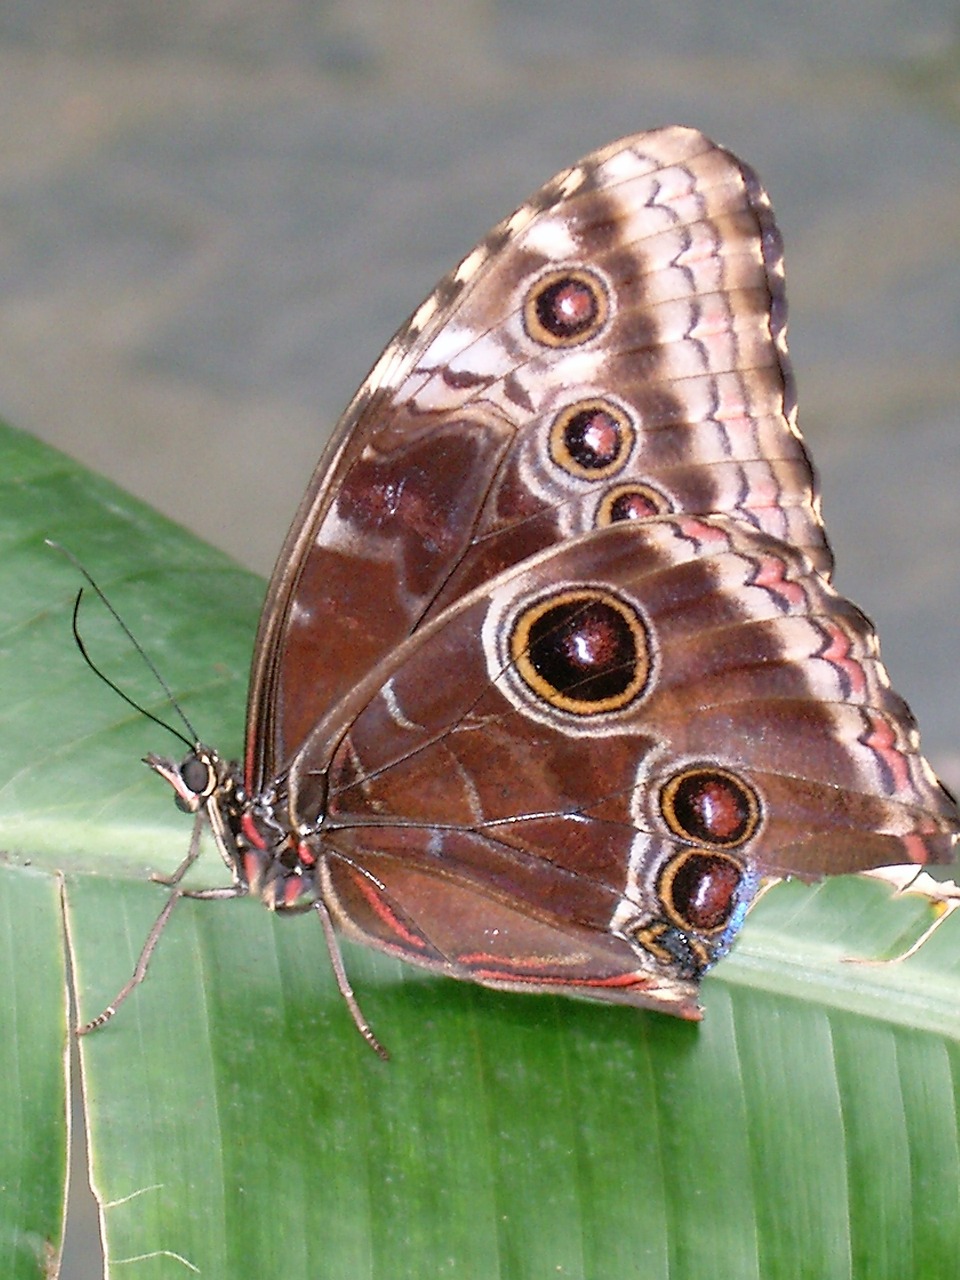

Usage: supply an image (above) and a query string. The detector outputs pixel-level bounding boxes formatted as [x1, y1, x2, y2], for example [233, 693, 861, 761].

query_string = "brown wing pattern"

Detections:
[293, 516, 955, 1009]
[245, 127, 829, 788]
[321, 517, 955, 871]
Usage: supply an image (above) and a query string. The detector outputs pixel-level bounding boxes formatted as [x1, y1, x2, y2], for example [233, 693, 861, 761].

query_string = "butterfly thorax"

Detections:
[147, 748, 326, 914]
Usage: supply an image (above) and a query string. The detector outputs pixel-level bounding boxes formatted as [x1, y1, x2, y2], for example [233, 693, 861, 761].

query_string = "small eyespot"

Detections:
[630, 920, 711, 975]
[524, 268, 610, 347]
[549, 400, 635, 479]
[658, 849, 746, 934]
[660, 766, 761, 848]
[596, 483, 671, 526]
[509, 587, 652, 715]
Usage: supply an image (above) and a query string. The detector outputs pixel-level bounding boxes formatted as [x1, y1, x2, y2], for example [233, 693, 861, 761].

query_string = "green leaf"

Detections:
[2, 420, 959, 1279]
[0, 866, 65, 1280]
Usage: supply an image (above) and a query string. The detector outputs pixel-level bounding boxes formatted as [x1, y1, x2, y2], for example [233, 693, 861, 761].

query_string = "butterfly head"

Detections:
[144, 747, 227, 814]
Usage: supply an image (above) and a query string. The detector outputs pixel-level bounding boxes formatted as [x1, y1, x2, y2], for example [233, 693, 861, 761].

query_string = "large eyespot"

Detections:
[509, 587, 652, 715]
[524, 268, 609, 347]
[596, 482, 671, 526]
[660, 766, 761, 848]
[658, 849, 746, 934]
[549, 400, 635, 479]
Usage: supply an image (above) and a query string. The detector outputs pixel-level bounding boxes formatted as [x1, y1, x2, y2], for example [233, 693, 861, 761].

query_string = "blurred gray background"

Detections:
[0, 3, 957, 1275]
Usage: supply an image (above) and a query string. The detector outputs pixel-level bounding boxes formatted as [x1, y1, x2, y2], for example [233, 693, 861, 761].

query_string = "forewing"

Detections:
[245, 128, 829, 788]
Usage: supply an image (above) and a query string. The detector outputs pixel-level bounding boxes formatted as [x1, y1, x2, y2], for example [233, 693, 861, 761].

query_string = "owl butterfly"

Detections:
[84, 126, 958, 1056]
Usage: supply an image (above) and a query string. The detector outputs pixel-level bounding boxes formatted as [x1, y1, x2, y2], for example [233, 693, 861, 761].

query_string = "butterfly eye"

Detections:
[180, 753, 214, 797]
[509, 587, 652, 715]
[549, 400, 635, 479]
[524, 268, 609, 347]
[658, 849, 746, 934]
[596, 482, 672, 526]
[660, 766, 761, 848]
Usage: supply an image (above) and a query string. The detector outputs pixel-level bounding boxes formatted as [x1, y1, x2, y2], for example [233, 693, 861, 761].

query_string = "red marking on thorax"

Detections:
[242, 813, 267, 850]
[283, 876, 305, 909]
[242, 850, 263, 888]
[296, 841, 317, 869]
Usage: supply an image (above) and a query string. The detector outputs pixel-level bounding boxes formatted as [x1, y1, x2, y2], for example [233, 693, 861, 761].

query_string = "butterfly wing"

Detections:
[289, 516, 957, 1013]
[245, 127, 830, 792]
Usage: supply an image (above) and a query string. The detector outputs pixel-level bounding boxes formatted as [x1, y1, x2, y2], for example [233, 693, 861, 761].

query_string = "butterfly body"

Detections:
[115, 127, 957, 1046]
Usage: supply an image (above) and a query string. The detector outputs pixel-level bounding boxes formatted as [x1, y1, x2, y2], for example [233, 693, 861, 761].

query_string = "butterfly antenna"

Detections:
[47, 540, 198, 749]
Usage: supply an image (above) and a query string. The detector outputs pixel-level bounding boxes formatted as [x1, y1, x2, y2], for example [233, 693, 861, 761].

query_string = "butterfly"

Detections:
[82, 125, 959, 1057]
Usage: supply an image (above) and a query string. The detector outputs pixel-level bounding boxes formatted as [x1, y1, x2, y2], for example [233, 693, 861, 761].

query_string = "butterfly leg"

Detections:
[312, 891, 389, 1061]
[149, 811, 207, 887]
[843, 867, 960, 966]
[856, 905, 957, 965]
[76, 812, 241, 1035]
[77, 884, 188, 1035]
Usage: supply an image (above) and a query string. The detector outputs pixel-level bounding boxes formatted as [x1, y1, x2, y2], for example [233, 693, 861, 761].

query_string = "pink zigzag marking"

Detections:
[750, 552, 806, 610]
[819, 619, 868, 698]
[676, 516, 731, 548]
[900, 832, 931, 866]
[862, 711, 912, 795]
